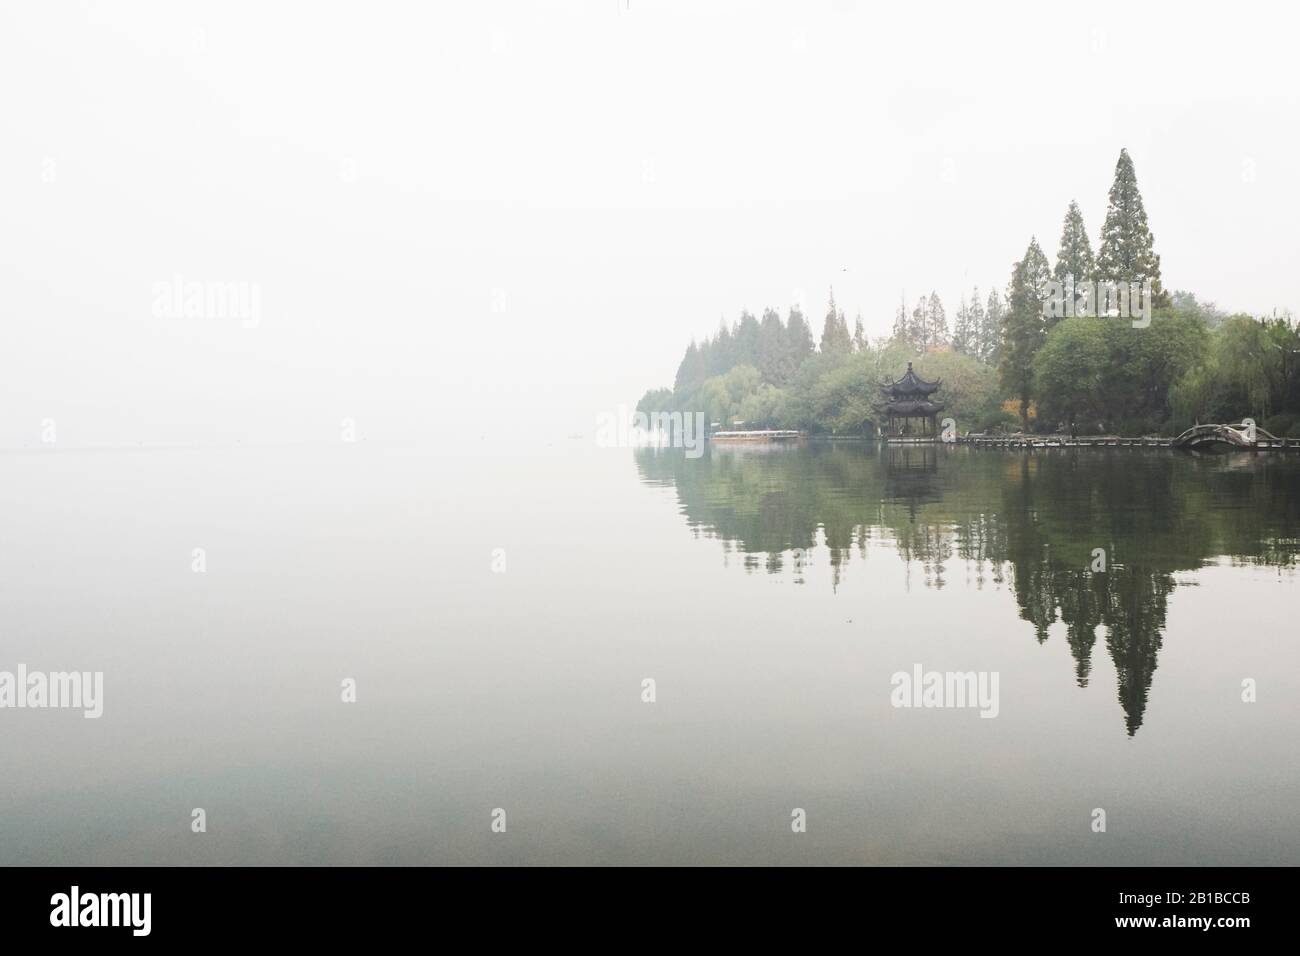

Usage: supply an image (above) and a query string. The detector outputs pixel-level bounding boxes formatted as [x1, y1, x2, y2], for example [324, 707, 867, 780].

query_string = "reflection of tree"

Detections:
[1102, 566, 1172, 736]
[1057, 570, 1103, 686]
[635, 444, 1299, 735]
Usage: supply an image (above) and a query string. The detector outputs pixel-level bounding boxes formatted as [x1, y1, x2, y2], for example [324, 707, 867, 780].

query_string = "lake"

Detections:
[1, 440, 1297, 864]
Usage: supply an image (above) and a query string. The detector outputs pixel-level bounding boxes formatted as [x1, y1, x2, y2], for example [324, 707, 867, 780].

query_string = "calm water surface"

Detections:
[2, 441, 1297, 864]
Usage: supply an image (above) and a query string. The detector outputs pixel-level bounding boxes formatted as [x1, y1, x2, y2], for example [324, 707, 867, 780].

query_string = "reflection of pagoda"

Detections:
[882, 443, 942, 508]
[879, 362, 945, 439]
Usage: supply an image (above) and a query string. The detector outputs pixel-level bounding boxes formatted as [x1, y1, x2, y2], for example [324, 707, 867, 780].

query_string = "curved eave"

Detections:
[883, 401, 945, 415]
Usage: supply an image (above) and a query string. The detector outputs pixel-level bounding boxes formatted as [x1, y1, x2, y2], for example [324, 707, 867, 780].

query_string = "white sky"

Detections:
[3, 1, 1297, 446]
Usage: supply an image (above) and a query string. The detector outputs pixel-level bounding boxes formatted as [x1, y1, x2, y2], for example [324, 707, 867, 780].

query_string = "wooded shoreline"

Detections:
[707, 433, 1300, 451]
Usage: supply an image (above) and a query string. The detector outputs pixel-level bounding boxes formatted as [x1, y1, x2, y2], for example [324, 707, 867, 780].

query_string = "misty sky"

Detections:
[3, 1, 1296, 446]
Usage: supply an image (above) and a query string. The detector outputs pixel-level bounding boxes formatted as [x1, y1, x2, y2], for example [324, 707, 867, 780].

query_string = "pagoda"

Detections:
[879, 362, 944, 439]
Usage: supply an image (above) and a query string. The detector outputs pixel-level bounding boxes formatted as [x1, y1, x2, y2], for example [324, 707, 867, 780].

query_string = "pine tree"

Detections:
[709, 317, 735, 375]
[819, 289, 852, 354]
[998, 237, 1052, 430]
[1053, 200, 1095, 303]
[852, 313, 866, 353]
[966, 287, 986, 360]
[983, 288, 1003, 364]
[952, 295, 972, 354]
[786, 306, 815, 362]
[1053, 200, 1094, 328]
[926, 292, 948, 348]
[733, 310, 761, 367]
[909, 296, 928, 350]
[892, 296, 910, 343]
[674, 340, 707, 395]
[1095, 148, 1167, 306]
[758, 307, 789, 384]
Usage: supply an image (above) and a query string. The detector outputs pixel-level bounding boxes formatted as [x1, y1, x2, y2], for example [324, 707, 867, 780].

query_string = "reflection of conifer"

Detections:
[1058, 570, 1104, 687]
[1101, 567, 1172, 736]
[631, 442, 1296, 735]
[1006, 515, 1058, 643]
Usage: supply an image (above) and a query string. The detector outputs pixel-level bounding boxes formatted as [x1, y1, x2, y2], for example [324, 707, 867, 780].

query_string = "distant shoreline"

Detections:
[701, 432, 1300, 451]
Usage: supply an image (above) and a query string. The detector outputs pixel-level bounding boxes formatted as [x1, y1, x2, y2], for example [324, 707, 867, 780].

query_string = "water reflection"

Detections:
[636, 443, 1300, 735]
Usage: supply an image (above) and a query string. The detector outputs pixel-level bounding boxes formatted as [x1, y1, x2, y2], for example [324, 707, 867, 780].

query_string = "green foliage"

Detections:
[758, 308, 793, 385]
[891, 298, 909, 343]
[1032, 319, 1109, 428]
[649, 150, 1296, 438]
[999, 237, 1052, 428]
[1053, 202, 1095, 284]
[786, 306, 815, 359]
[1169, 290, 1229, 328]
[734, 310, 761, 367]
[698, 364, 762, 426]
[635, 387, 674, 417]
[911, 350, 1005, 433]
[952, 295, 974, 355]
[927, 292, 948, 347]
[653, 301, 1295, 439]
[981, 288, 1003, 365]
[1034, 312, 1209, 432]
[819, 289, 852, 355]
[1262, 412, 1300, 438]
[736, 384, 789, 429]
[1052, 200, 1095, 332]
[1096, 148, 1167, 307]
[1167, 312, 1300, 430]
[808, 359, 881, 435]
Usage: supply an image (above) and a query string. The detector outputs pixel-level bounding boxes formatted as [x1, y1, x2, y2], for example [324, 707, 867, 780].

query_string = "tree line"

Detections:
[639, 149, 1300, 438]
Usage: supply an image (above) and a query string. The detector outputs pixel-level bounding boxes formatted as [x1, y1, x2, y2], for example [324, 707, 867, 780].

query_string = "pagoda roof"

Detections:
[880, 362, 942, 398]
[883, 400, 945, 416]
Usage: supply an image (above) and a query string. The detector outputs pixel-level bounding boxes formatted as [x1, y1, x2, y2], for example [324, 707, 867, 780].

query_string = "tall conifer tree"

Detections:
[983, 289, 1003, 364]
[1053, 200, 1095, 325]
[952, 295, 972, 354]
[966, 287, 986, 359]
[758, 307, 789, 384]
[733, 310, 761, 367]
[926, 292, 948, 347]
[999, 237, 1052, 430]
[819, 289, 852, 354]
[786, 306, 814, 362]
[1096, 148, 1167, 307]
[892, 297, 910, 344]
[909, 296, 928, 350]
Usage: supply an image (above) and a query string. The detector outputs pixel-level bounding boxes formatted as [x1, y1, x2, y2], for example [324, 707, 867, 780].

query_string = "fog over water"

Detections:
[3, 2, 1297, 449]
[1, 443, 1296, 864]
[2, 4, 1298, 869]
